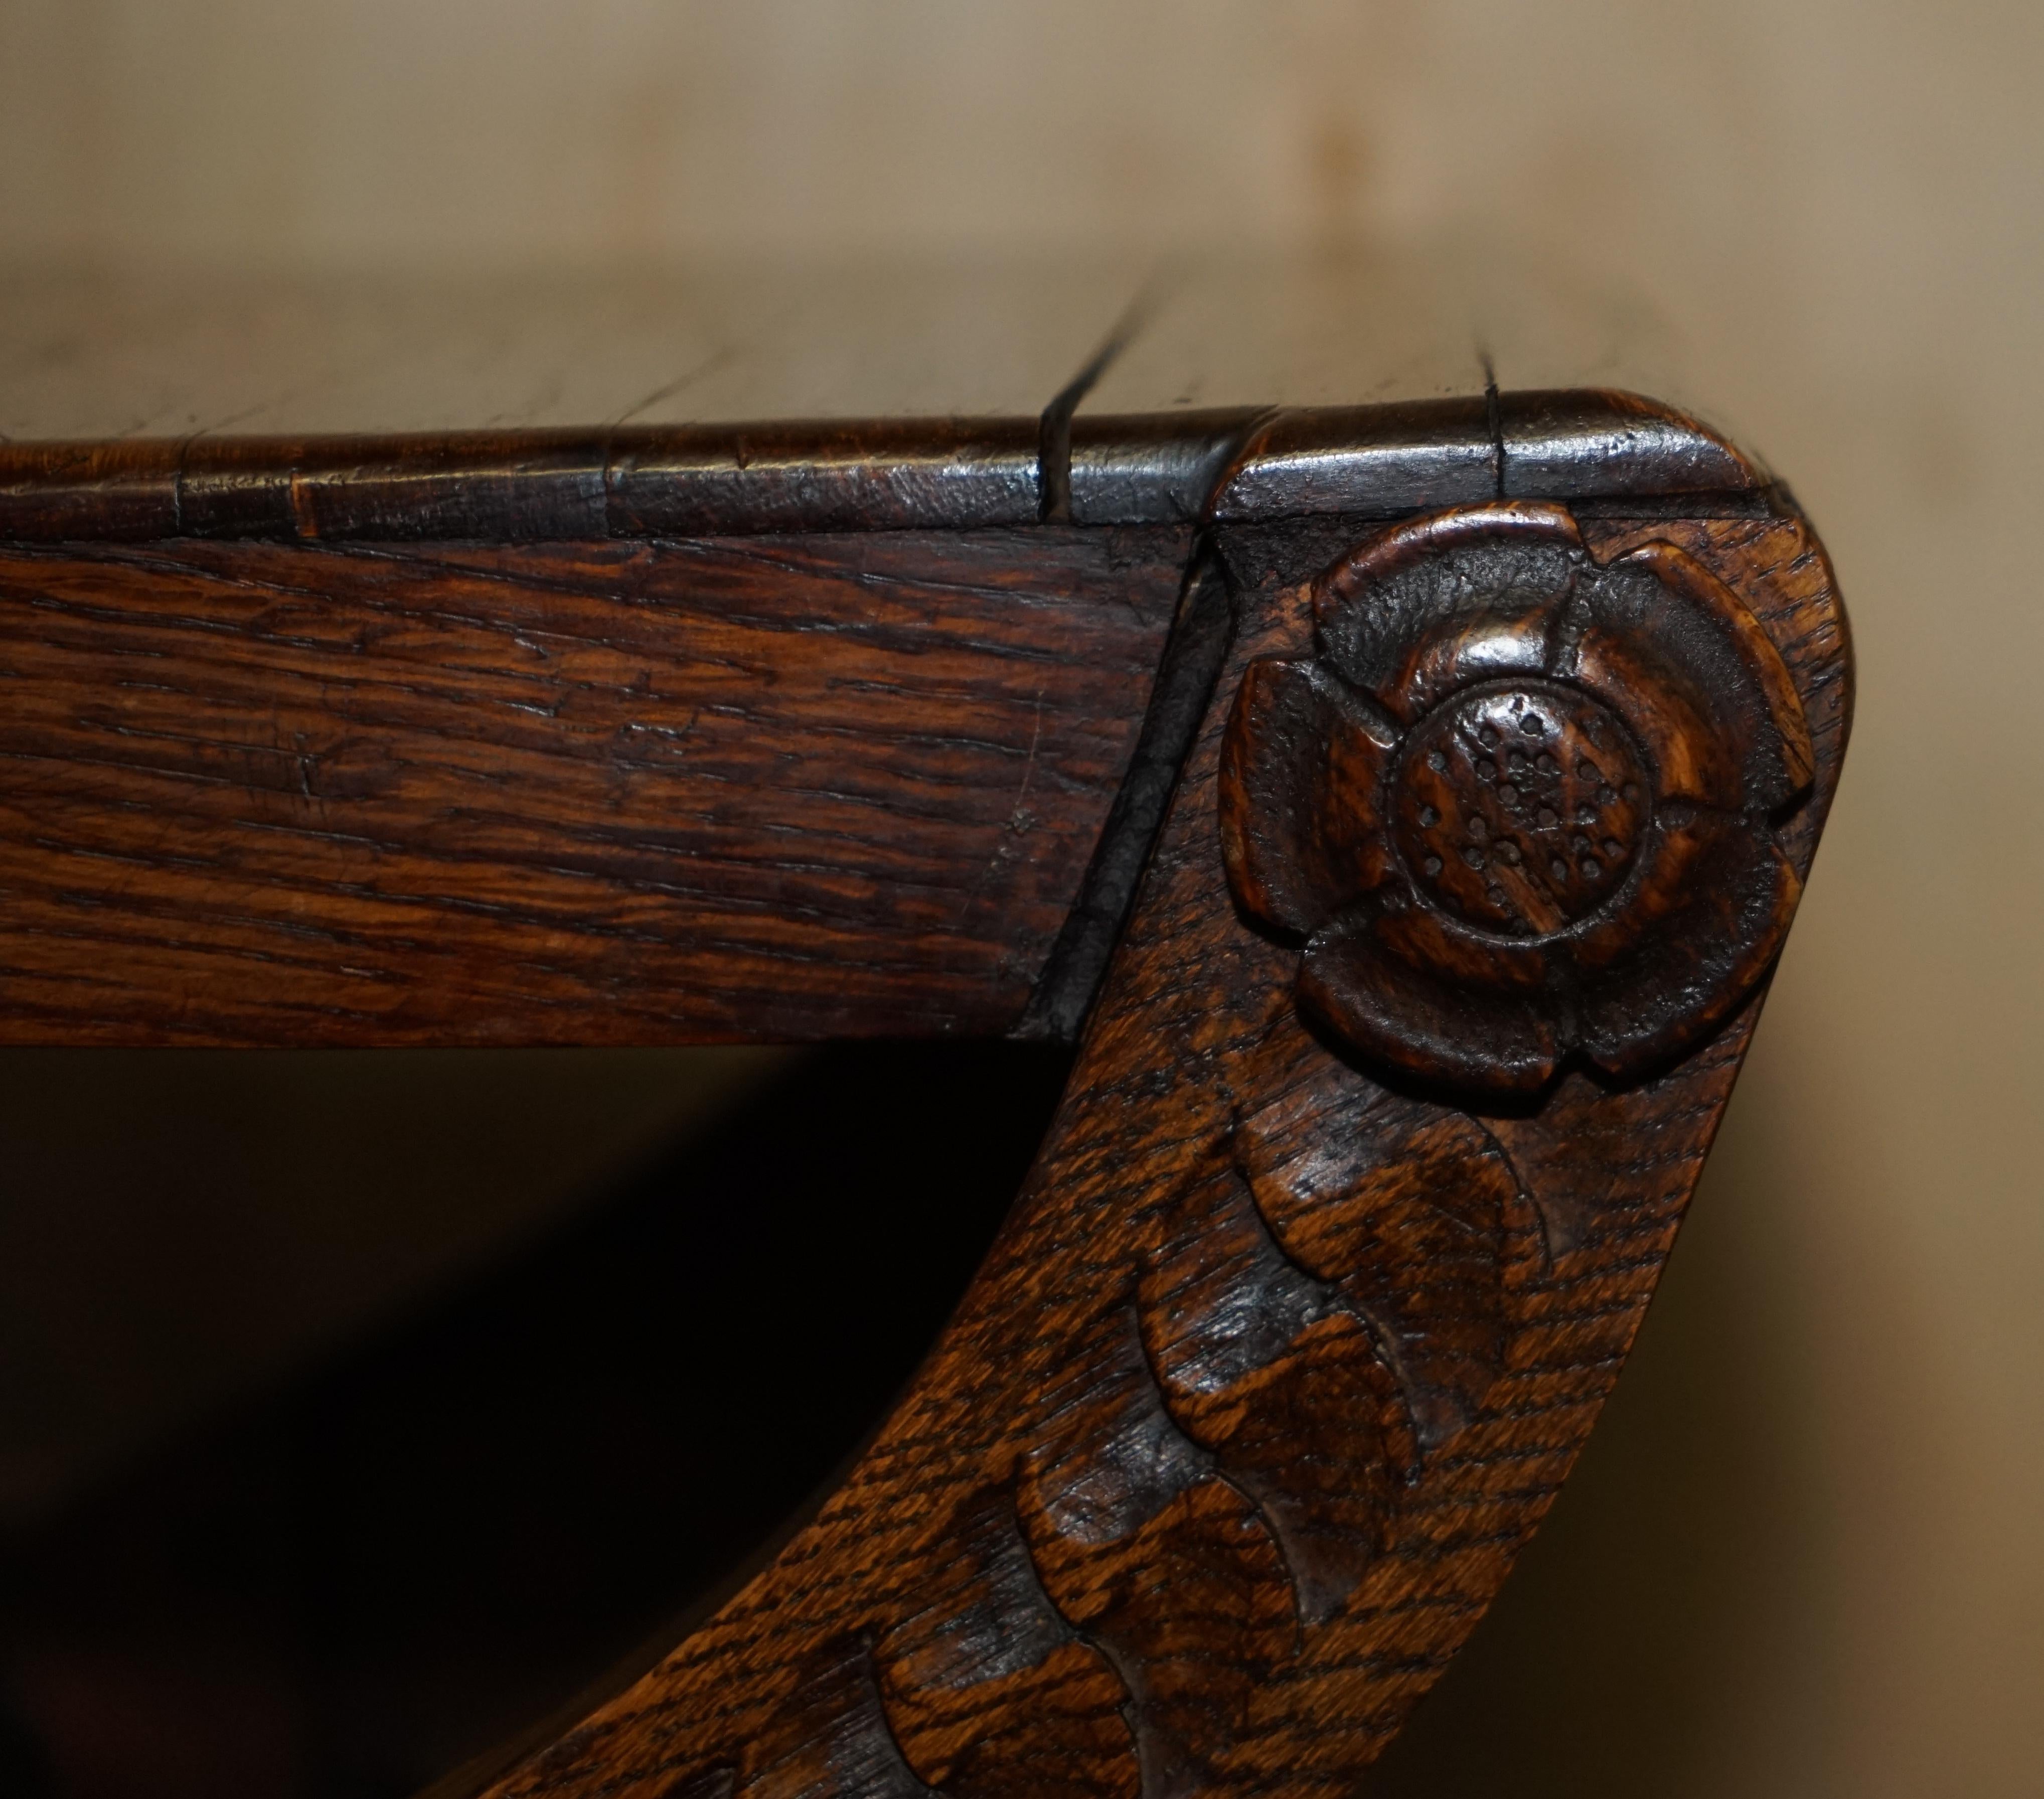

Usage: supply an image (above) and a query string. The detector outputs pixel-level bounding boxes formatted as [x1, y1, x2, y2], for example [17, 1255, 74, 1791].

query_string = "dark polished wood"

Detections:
[0, 393, 1762, 544]
[433, 508, 1848, 1799]
[0, 389, 1769, 1050]
[1, 254, 1852, 1798]
[0, 527, 1189, 1044]
[1220, 503, 1813, 1094]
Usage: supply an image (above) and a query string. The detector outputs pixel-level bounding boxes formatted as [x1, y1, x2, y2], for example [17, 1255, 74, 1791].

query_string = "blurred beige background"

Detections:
[3, 2, 2039, 1795]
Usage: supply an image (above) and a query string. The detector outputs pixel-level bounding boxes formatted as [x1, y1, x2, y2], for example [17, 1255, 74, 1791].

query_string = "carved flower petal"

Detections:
[1570, 818, 1802, 1078]
[1569, 808, 1724, 962]
[1371, 901, 1552, 992]
[1567, 616, 1736, 808]
[1312, 504, 1584, 724]
[1219, 658, 1398, 936]
[1299, 909, 1561, 1095]
[1569, 540, 1813, 810]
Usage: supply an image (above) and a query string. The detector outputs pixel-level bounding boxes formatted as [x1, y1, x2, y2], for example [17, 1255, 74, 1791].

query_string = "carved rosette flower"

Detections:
[1219, 503, 1814, 1095]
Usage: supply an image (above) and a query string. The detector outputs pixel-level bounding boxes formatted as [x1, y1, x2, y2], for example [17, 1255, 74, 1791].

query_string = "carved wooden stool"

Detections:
[0, 263, 1851, 1797]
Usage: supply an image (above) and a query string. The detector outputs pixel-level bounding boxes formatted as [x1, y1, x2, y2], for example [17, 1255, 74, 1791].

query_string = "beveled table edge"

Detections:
[0, 391, 1769, 543]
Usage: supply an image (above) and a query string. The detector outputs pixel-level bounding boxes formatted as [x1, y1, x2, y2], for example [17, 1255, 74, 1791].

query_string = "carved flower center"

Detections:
[1391, 682, 1648, 935]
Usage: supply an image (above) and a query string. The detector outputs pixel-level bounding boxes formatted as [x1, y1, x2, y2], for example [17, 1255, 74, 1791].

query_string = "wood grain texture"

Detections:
[449, 508, 1849, 1799]
[0, 526, 1188, 1044]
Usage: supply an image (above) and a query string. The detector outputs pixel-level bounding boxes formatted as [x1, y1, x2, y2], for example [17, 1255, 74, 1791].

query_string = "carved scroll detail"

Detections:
[482, 512, 1849, 1799]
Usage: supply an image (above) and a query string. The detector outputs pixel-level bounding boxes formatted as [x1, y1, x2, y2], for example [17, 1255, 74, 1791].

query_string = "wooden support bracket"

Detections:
[0, 375, 1851, 1793]
[442, 503, 1850, 1799]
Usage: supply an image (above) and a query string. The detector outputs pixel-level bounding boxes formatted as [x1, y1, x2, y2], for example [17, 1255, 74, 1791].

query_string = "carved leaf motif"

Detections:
[1234, 1074, 1536, 1452]
[873, 1487, 1137, 1799]
[1013, 1308, 1294, 1796]
[471, 513, 1847, 1799]
[1018, 1306, 1212, 1548]
[878, 1639, 1134, 1799]
[744, 1638, 935, 1799]
[1018, 1474, 1293, 1799]
[1138, 1161, 1416, 1623]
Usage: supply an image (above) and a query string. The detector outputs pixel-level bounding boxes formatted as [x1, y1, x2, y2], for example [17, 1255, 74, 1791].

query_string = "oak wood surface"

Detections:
[0, 526, 1187, 1044]
[0, 245, 1852, 1797]
[0, 382, 1768, 1052]
[438, 508, 1849, 1799]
